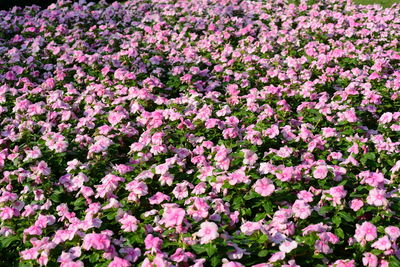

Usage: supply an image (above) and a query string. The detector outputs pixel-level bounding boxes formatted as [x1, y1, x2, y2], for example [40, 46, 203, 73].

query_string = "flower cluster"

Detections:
[0, 0, 399, 266]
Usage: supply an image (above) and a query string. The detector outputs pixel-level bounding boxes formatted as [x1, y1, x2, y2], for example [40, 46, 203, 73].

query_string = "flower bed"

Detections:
[0, 0, 399, 266]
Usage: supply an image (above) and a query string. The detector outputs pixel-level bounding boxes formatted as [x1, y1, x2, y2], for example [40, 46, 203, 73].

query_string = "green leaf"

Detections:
[254, 212, 267, 221]
[332, 215, 342, 226]
[389, 256, 400, 267]
[335, 228, 345, 239]
[210, 255, 221, 267]
[338, 211, 354, 222]
[257, 249, 269, 257]
[18, 263, 32, 267]
[244, 190, 259, 200]
[319, 206, 333, 215]
[191, 244, 205, 254]
[262, 200, 273, 213]
[0, 235, 19, 247]
[258, 234, 268, 243]
[89, 253, 100, 263]
[205, 243, 217, 257]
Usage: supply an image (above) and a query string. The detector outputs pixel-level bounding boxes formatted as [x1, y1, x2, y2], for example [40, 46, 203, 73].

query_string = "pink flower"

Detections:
[252, 178, 275, 197]
[342, 109, 358, 123]
[282, 260, 300, 267]
[297, 190, 313, 202]
[315, 240, 332, 254]
[322, 127, 338, 138]
[349, 199, 364, 211]
[170, 248, 190, 263]
[279, 240, 297, 253]
[196, 222, 219, 244]
[0, 207, 18, 220]
[242, 149, 258, 165]
[172, 183, 189, 200]
[21, 248, 39, 260]
[144, 234, 163, 253]
[221, 259, 245, 267]
[275, 167, 293, 182]
[269, 251, 285, 262]
[292, 200, 311, 219]
[149, 192, 170, 205]
[120, 247, 141, 263]
[385, 226, 400, 240]
[227, 168, 250, 185]
[379, 112, 393, 124]
[82, 234, 111, 251]
[162, 207, 185, 228]
[366, 188, 388, 206]
[240, 221, 261, 236]
[108, 257, 131, 267]
[313, 165, 328, 179]
[108, 111, 126, 126]
[332, 259, 355, 267]
[355, 222, 377, 244]
[119, 214, 139, 232]
[371, 236, 391, 251]
[362, 253, 378, 267]
[325, 185, 347, 206]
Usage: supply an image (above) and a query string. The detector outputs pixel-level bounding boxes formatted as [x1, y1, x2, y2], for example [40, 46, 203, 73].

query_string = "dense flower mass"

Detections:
[0, 0, 399, 265]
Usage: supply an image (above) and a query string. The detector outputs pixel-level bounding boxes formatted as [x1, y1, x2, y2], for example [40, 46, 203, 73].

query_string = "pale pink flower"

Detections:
[349, 199, 364, 211]
[82, 233, 111, 251]
[242, 149, 258, 165]
[252, 178, 275, 197]
[292, 200, 311, 219]
[221, 259, 245, 267]
[240, 221, 261, 236]
[279, 240, 297, 253]
[108, 111, 126, 126]
[371, 236, 391, 251]
[162, 207, 185, 228]
[297, 190, 313, 202]
[332, 259, 355, 267]
[379, 112, 393, 124]
[366, 188, 388, 206]
[109, 257, 131, 267]
[269, 251, 285, 262]
[144, 234, 163, 253]
[362, 253, 378, 267]
[275, 167, 293, 182]
[119, 213, 139, 232]
[385, 226, 400, 240]
[197, 222, 219, 244]
[322, 127, 338, 138]
[313, 165, 328, 179]
[149, 192, 170, 205]
[355, 222, 377, 244]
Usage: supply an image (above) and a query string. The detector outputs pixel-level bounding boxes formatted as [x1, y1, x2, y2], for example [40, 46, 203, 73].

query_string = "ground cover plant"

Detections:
[0, 0, 400, 266]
